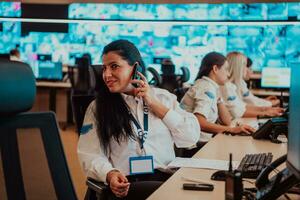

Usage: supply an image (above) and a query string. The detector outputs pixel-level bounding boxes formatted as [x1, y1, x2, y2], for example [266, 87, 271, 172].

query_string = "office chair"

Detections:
[160, 66, 190, 94]
[71, 65, 103, 134]
[0, 60, 77, 200]
[174, 87, 189, 102]
[68, 57, 94, 95]
[147, 66, 162, 87]
[71, 94, 96, 134]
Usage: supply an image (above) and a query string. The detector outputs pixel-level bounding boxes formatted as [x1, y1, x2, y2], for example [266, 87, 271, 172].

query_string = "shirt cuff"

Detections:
[162, 109, 183, 129]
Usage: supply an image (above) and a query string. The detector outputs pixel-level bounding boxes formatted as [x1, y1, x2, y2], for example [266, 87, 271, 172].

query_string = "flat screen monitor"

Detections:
[37, 54, 52, 61]
[36, 61, 62, 81]
[0, 53, 10, 60]
[287, 62, 300, 179]
[261, 67, 291, 88]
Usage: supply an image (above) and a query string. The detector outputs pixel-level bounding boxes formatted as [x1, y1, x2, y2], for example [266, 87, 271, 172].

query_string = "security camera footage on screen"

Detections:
[1, 2, 300, 82]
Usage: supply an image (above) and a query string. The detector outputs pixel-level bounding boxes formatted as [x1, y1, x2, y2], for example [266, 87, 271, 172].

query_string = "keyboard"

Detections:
[236, 153, 273, 179]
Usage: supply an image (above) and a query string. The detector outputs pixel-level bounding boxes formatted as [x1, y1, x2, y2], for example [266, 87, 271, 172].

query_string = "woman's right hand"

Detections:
[263, 107, 284, 117]
[107, 170, 130, 198]
[229, 124, 256, 135]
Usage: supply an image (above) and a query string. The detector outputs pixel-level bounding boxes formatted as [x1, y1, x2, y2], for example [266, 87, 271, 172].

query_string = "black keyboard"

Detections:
[236, 153, 273, 179]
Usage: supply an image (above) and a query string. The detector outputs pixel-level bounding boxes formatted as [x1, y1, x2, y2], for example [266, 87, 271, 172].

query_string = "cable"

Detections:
[243, 190, 256, 200]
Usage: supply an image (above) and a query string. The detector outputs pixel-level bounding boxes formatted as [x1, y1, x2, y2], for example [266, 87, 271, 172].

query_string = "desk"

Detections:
[249, 73, 262, 80]
[36, 81, 71, 89]
[33, 81, 72, 125]
[251, 88, 289, 97]
[148, 134, 293, 200]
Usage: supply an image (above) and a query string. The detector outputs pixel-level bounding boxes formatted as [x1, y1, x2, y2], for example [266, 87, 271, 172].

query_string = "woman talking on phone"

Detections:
[77, 40, 200, 200]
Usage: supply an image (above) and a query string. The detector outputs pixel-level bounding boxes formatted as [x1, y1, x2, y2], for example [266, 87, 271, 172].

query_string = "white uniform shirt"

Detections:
[180, 76, 219, 141]
[220, 82, 247, 119]
[239, 81, 272, 107]
[77, 88, 200, 182]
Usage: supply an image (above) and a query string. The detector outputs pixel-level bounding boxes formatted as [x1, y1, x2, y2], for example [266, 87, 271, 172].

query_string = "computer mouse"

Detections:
[210, 170, 227, 181]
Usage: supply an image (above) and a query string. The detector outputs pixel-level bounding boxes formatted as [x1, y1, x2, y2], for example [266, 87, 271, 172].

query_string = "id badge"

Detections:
[129, 155, 154, 175]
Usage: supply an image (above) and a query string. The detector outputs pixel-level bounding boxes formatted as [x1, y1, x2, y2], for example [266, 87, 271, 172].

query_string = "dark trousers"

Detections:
[106, 170, 172, 200]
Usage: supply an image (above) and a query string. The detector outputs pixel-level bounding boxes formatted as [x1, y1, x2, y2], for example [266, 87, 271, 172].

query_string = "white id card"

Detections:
[129, 155, 154, 175]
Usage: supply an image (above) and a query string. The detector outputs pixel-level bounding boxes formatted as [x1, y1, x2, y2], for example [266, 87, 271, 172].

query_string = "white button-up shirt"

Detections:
[77, 88, 200, 182]
[180, 76, 219, 141]
[239, 81, 272, 107]
[220, 82, 247, 119]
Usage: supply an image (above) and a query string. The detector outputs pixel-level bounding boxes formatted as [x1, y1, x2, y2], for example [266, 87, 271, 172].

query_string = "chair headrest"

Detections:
[0, 60, 36, 115]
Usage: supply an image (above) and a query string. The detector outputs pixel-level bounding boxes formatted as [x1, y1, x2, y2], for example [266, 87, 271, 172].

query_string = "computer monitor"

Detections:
[37, 54, 52, 62]
[286, 62, 300, 179]
[0, 53, 10, 60]
[36, 61, 63, 81]
[261, 67, 291, 88]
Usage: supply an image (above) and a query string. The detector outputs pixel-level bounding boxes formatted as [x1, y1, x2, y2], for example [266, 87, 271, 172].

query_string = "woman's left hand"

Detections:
[131, 72, 156, 106]
[131, 72, 169, 119]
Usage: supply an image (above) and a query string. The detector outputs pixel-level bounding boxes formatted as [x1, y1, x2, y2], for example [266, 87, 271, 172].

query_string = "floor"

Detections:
[60, 125, 86, 200]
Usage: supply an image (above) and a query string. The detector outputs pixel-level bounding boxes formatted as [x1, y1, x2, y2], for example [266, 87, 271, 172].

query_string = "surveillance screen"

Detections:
[1, 2, 300, 82]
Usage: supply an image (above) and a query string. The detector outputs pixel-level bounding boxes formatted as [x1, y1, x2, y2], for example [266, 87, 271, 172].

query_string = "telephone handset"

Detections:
[131, 62, 142, 88]
[255, 154, 299, 200]
[252, 117, 288, 143]
[256, 154, 287, 189]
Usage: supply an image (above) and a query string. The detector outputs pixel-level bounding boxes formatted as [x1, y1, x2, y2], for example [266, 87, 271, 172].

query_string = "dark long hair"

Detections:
[95, 39, 146, 155]
[195, 52, 227, 81]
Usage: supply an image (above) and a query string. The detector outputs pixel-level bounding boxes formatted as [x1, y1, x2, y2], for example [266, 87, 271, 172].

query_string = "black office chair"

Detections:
[0, 60, 77, 200]
[71, 65, 103, 134]
[71, 94, 96, 134]
[160, 66, 190, 94]
[147, 66, 162, 87]
[174, 87, 189, 102]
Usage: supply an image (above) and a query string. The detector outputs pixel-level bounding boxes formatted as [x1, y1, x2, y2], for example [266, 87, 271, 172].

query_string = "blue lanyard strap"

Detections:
[129, 102, 148, 150]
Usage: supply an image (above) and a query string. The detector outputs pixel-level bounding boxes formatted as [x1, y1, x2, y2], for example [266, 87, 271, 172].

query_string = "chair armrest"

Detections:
[85, 178, 109, 200]
[86, 178, 108, 193]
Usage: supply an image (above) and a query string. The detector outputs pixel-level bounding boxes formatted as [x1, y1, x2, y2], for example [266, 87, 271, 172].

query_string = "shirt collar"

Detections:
[202, 76, 219, 90]
[121, 93, 140, 103]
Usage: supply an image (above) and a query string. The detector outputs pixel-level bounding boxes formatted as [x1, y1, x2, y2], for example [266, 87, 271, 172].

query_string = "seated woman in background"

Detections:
[77, 40, 200, 200]
[245, 56, 280, 107]
[220, 51, 283, 119]
[180, 52, 255, 142]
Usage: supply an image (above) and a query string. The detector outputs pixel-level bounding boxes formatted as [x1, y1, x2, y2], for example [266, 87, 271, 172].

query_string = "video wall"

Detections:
[1, 2, 300, 82]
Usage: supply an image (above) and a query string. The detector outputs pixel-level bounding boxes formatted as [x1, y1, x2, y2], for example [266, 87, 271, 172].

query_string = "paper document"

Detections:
[167, 157, 240, 171]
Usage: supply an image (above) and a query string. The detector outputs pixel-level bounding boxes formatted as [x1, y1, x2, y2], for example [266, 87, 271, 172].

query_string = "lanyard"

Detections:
[129, 102, 148, 152]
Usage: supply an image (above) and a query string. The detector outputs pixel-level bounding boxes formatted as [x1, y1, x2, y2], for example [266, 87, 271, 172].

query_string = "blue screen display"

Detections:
[0, 2, 21, 17]
[1, 2, 300, 82]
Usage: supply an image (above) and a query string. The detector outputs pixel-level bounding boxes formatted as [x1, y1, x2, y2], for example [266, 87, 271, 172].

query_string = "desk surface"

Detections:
[148, 133, 290, 200]
[251, 88, 289, 97]
[36, 81, 71, 88]
[250, 73, 262, 80]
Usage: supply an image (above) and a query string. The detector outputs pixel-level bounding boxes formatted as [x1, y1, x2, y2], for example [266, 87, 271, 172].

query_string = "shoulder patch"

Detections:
[227, 96, 236, 101]
[204, 91, 215, 99]
[243, 91, 250, 97]
[80, 124, 93, 135]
